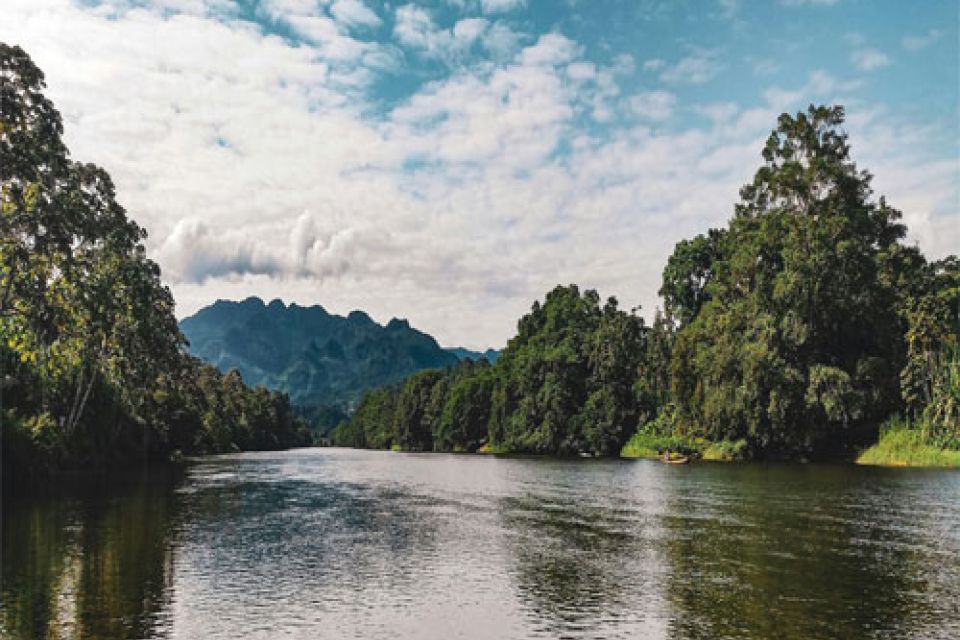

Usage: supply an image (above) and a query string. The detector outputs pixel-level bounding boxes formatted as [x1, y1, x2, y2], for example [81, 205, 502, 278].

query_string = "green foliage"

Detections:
[295, 403, 350, 440]
[393, 369, 445, 451]
[484, 287, 651, 455]
[6, 44, 956, 470]
[659, 229, 725, 327]
[435, 367, 493, 452]
[1, 45, 309, 478]
[667, 105, 916, 458]
[338, 104, 956, 465]
[701, 439, 748, 462]
[179, 297, 460, 408]
[898, 258, 959, 447]
[620, 430, 695, 459]
[620, 426, 747, 462]
[857, 417, 960, 468]
[331, 386, 397, 449]
[337, 287, 662, 456]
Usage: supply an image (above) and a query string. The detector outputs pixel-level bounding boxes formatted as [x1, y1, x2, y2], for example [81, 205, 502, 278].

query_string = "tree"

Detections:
[660, 229, 725, 328]
[898, 257, 960, 445]
[435, 365, 493, 452]
[394, 369, 445, 451]
[2, 44, 311, 477]
[669, 105, 913, 456]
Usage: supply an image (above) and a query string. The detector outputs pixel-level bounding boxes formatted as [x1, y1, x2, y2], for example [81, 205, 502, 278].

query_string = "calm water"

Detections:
[2, 449, 959, 639]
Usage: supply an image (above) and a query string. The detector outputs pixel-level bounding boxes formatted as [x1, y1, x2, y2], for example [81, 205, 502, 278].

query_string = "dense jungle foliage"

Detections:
[3, 44, 956, 470]
[333, 290, 675, 456]
[1, 44, 310, 478]
[178, 297, 463, 409]
[336, 106, 958, 460]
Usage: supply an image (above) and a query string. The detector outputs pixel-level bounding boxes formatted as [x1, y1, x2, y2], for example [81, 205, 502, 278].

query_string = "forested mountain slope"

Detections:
[180, 297, 461, 408]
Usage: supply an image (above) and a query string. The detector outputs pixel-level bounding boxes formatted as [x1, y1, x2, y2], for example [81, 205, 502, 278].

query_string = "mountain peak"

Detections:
[347, 310, 373, 324]
[180, 300, 458, 408]
[386, 318, 410, 331]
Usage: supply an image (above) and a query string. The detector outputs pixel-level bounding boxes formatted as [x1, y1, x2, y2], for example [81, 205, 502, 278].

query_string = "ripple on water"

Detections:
[2, 450, 959, 640]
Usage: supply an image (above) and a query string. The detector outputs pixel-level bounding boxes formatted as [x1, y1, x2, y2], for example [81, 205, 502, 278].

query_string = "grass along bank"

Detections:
[857, 419, 960, 468]
[620, 430, 747, 462]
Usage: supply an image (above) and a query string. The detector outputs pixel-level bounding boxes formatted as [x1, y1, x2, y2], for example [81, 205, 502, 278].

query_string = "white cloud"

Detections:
[902, 29, 942, 51]
[453, 18, 489, 45]
[1, 0, 954, 350]
[658, 51, 723, 84]
[261, 0, 330, 19]
[628, 90, 676, 121]
[330, 0, 381, 29]
[393, 5, 439, 50]
[519, 32, 580, 67]
[393, 5, 521, 64]
[695, 101, 738, 123]
[851, 48, 890, 71]
[566, 61, 596, 81]
[482, 21, 525, 60]
[481, 0, 526, 14]
[158, 218, 283, 282]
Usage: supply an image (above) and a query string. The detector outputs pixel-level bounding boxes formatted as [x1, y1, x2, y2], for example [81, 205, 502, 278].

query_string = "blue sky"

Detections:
[4, 0, 958, 348]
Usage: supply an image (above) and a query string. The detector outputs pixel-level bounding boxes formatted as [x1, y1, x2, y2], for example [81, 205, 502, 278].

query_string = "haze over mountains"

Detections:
[179, 297, 498, 412]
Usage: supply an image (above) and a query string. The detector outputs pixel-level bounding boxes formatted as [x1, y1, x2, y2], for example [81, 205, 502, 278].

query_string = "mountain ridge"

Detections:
[179, 297, 497, 411]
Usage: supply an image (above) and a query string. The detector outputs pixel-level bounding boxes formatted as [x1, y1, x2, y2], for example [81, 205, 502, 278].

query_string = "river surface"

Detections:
[2, 448, 959, 639]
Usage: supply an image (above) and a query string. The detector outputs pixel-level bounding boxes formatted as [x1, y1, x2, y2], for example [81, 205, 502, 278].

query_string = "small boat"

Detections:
[662, 451, 690, 464]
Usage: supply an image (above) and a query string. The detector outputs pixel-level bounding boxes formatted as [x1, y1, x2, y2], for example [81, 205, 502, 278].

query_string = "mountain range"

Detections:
[179, 297, 497, 413]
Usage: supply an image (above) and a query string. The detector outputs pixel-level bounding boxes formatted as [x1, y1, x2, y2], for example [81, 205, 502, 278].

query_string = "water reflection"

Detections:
[2, 451, 958, 639]
[1, 471, 181, 639]
[499, 494, 660, 636]
[658, 464, 960, 640]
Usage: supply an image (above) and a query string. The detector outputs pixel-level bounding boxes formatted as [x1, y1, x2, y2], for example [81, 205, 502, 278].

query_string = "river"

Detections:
[2, 448, 959, 639]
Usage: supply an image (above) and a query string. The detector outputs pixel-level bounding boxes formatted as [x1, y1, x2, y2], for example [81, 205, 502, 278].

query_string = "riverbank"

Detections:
[7, 446, 960, 639]
[856, 426, 960, 468]
[619, 431, 747, 462]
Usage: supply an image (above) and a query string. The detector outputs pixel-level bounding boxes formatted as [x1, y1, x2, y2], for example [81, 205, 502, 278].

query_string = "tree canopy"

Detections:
[4, 43, 955, 468]
[333, 286, 669, 456]
[337, 105, 958, 461]
[2, 44, 310, 478]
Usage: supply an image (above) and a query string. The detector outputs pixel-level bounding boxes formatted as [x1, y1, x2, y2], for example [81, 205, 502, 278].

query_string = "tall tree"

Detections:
[670, 105, 913, 456]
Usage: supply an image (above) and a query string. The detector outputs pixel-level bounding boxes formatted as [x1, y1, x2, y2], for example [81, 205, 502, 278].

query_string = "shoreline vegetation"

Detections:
[3, 45, 958, 480]
[1, 45, 310, 482]
[329, 107, 959, 467]
[856, 418, 960, 468]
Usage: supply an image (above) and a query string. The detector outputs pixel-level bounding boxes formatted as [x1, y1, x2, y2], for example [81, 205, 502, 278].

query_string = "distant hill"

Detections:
[445, 347, 500, 363]
[179, 297, 464, 410]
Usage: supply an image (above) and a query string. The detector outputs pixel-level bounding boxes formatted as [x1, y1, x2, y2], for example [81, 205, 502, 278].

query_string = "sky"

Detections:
[3, 0, 958, 349]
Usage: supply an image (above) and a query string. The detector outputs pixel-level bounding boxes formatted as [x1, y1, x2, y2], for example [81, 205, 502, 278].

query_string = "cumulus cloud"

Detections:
[261, 0, 330, 19]
[158, 219, 283, 282]
[517, 32, 579, 67]
[330, 0, 381, 29]
[2, 0, 954, 349]
[393, 5, 521, 64]
[628, 90, 676, 121]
